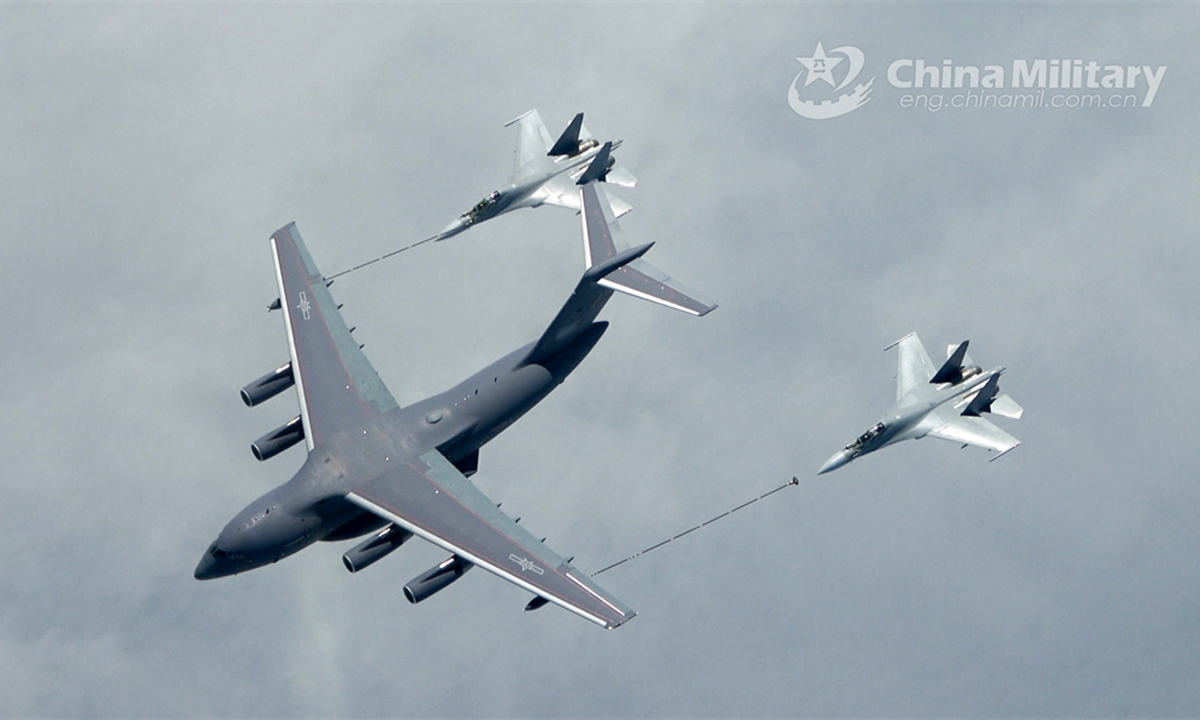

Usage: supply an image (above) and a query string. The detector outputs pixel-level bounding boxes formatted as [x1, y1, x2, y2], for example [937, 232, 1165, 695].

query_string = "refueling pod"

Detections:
[251, 415, 304, 461]
[404, 555, 473, 604]
[241, 363, 294, 407]
[342, 525, 412, 573]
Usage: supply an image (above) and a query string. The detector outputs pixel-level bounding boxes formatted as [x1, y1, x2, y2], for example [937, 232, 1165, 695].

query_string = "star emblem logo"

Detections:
[296, 292, 311, 320]
[797, 42, 843, 87]
[509, 554, 545, 575]
[787, 41, 875, 121]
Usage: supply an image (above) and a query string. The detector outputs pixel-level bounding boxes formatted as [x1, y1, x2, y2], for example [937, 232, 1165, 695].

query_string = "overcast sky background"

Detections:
[2, 3, 1198, 716]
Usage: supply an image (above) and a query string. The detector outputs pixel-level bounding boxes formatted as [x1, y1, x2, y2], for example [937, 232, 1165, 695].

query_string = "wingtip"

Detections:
[884, 332, 917, 352]
[606, 610, 638, 630]
[504, 109, 536, 127]
[989, 442, 1020, 462]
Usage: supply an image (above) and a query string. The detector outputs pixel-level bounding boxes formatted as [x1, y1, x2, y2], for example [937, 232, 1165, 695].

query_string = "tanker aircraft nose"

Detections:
[194, 539, 248, 580]
[194, 542, 222, 580]
[818, 449, 852, 475]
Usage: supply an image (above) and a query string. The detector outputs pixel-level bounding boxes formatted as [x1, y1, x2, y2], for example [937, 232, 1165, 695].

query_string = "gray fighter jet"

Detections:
[818, 333, 1023, 475]
[194, 172, 715, 629]
[435, 109, 636, 241]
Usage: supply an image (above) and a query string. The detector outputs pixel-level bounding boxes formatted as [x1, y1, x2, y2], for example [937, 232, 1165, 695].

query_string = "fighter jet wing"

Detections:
[505, 109, 553, 177]
[270, 223, 400, 449]
[888, 332, 938, 401]
[346, 448, 636, 629]
[530, 173, 634, 220]
[924, 412, 1020, 459]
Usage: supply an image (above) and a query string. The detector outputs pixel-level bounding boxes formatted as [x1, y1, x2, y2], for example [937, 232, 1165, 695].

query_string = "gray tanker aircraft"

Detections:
[195, 166, 715, 629]
[819, 333, 1023, 474]
[435, 109, 637, 241]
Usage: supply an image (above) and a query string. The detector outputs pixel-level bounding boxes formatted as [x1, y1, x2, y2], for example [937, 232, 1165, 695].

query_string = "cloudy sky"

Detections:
[2, 2, 1198, 716]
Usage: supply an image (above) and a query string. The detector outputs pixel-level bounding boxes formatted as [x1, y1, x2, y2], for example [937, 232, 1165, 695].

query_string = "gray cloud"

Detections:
[1, 3, 1197, 716]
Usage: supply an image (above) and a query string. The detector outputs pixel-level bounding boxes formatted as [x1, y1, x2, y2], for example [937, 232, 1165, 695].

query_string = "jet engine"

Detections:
[240, 363, 294, 407]
[403, 555, 472, 604]
[341, 525, 412, 573]
[250, 415, 304, 461]
[574, 137, 600, 155]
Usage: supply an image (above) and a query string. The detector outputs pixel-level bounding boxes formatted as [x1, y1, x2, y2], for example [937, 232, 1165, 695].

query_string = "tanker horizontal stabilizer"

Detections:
[579, 181, 717, 317]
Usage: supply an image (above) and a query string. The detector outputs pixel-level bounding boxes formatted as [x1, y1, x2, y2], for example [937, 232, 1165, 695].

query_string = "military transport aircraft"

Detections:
[195, 166, 714, 629]
[434, 109, 637, 241]
[818, 333, 1023, 475]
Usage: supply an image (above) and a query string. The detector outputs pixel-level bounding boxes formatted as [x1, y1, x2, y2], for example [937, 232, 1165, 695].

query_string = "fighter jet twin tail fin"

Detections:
[930, 339, 1024, 421]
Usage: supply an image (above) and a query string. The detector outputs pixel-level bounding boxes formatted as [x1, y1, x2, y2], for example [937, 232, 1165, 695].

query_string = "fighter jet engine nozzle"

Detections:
[342, 525, 413, 573]
[403, 555, 473, 604]
[240, 363, 294, 407]
[250, 415, 304, 461]
[571, 138, 600, 156]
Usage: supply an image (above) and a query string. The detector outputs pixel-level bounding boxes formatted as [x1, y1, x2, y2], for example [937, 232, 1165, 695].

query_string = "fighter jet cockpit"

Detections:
[464, 190, 501, 224]
[847, 422, 887, 452]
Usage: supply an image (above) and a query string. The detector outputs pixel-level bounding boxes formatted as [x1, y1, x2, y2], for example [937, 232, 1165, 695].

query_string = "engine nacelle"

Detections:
[341, 525, 412, 573]
[575, 137, 600, 155]
[240, 363, 294, 407]
[250, 415, 304, 461]
[403, 555, 472, 604]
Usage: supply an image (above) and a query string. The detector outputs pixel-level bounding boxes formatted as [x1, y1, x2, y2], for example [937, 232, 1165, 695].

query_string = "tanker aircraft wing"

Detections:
[346, 450, 635, 629]
[269, 223, 399, 449]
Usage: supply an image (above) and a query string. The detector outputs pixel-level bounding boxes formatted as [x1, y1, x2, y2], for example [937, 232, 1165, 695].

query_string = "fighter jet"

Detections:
[435, 109, 637, 241]
[194, 173, 715, 629]
[818, 333, 1023, 474]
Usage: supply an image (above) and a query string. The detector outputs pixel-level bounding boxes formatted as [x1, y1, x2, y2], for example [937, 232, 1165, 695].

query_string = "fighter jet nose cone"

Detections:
[818, 450, 851, 475]
[437, 218, 467, 240]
